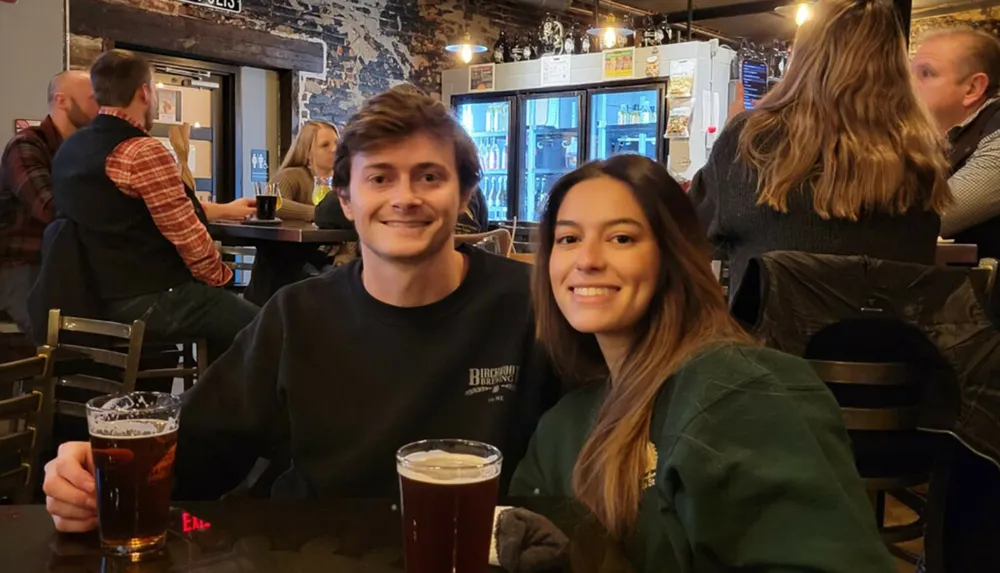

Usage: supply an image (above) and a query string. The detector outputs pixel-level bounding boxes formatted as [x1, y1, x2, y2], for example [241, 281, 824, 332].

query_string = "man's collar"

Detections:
[98, 108, 149, 134]
[37, 115, 63, 153]
[949, 97, 1000, 140]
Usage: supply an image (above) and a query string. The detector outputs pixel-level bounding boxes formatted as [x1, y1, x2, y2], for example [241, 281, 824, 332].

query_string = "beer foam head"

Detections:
[90, 418, 176, 439]
[87, 392, 180, 436]
[397, 450, 501, 484]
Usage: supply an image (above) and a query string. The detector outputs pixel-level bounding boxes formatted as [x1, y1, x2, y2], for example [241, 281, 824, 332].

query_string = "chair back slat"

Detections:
[0, 466, 28, 494]
[55, 402, 86, 418]
[55, 316, 134, 340]
[810, 360, 910, 386]
[57, 374, 124, 396]
[0, 430, 36, 459]
[0, 356, 47, 388]
[0, 394, 41, 420]
[841, 406, 920, 431]
[59, 344, 129, 369]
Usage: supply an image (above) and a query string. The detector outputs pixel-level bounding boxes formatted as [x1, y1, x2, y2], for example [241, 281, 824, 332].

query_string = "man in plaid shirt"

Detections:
[0, 71, 98, 331]
[51, 50, 257, 363]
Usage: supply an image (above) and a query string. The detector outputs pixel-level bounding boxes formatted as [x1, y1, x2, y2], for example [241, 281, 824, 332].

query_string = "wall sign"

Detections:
[603, 48, 635, 81]
[178, 0, 241, 13]
[469, 64, 495, 92]
[13, 119, 40, 134]
[539, 55, 571, 87]
[250, 149, 269, 183]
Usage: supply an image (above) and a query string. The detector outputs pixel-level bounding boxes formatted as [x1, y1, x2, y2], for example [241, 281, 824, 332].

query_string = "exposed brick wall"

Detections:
[69, 0, 583, 126]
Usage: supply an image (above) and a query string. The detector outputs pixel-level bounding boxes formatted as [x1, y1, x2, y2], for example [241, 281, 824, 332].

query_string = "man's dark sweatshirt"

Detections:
[172, 244, 558, 500]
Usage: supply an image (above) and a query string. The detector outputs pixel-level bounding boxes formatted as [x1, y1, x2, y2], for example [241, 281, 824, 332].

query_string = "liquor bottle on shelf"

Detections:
[581, 31, 591, 54]
[618, 104, 627, 126]
[493, 29, 510, 64]
[659, 16, 672, 45]
[640, 98, 652, 124]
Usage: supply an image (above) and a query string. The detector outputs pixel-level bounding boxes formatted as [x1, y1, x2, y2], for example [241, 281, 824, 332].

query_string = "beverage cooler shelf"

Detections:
[602, 122, 657, 129]
[469, 131, 509, 139]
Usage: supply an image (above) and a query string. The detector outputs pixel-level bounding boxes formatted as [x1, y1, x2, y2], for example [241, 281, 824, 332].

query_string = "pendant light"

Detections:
[587, 13, 634, 49]
[445, 0, 488, 64]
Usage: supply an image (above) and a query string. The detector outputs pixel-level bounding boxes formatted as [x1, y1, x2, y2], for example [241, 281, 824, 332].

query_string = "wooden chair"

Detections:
[455, 229, 513, 257]
[0, 346, 55, 504]
[45, 309, 203, 418]
[810, 359, 931, 563]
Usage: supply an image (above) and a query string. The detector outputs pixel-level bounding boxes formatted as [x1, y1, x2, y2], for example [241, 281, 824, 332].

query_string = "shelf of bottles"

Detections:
[459, 100, 511, 221]
[589, 89, 659, 161]
[521, 95, 581, 223]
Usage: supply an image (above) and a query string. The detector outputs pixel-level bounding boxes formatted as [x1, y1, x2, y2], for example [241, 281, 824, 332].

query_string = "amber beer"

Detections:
[397, 440, 502, 573]
[87, 392, 181, 559]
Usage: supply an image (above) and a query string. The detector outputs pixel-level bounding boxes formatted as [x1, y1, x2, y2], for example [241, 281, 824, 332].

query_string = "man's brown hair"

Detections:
[333, 84, 481, 196]
[926, 28, 1000, 98]
[90, 49, 153, 108]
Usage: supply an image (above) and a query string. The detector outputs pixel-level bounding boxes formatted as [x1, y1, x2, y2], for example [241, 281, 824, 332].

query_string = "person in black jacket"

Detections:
[690, 0, 952, 295]
[42, 84, 558, 532]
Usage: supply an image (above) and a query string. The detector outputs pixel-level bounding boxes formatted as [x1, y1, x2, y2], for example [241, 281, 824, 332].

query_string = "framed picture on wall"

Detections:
[156, 88, 182, 124]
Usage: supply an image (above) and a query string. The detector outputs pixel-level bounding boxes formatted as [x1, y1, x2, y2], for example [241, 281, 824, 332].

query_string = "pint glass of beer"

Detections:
[396, 439, 502, 573]
[86, 392, 181, 559]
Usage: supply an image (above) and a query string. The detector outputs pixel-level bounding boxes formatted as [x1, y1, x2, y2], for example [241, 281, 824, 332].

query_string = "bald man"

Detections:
[0, 70, 98, 331]
[911, 28, 1000, 258]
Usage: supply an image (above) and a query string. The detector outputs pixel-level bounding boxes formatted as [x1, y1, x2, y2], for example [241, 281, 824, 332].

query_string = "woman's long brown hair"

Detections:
[533, 155, 754, 537]
[737, 0, 951, 220]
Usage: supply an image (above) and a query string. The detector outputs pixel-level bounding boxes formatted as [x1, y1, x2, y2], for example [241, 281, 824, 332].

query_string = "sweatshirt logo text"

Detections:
[466, 365, 519, 400]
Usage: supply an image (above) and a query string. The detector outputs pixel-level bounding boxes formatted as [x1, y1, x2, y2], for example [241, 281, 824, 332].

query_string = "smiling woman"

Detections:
[509, 154, 897, 573]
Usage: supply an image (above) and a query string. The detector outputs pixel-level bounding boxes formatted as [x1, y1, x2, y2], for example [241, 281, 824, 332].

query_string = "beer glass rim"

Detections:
[86, 391, 182, 416]
[395, 439, 503, 471]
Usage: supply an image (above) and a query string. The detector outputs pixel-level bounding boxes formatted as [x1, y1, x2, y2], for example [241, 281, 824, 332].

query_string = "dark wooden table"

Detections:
[207, 220, 356, 245]
[0, 498, 593, 572]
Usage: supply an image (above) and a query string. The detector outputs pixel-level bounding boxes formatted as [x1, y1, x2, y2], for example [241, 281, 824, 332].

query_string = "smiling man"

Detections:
[43, 84, 558, 531]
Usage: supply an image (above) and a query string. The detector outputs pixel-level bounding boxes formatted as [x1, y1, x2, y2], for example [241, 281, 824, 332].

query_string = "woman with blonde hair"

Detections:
[510, 155, 895, 572]
[270, 120, 339, 221]
[690, 0, 951, 293]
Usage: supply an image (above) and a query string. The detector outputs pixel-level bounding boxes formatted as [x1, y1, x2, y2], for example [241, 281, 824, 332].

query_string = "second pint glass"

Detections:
[86, 392, 181, 559]
[396, 439, 502, 573]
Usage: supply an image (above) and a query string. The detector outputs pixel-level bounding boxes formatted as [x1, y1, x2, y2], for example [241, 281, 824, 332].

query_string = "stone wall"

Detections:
[69, 0, 583, 126]
[911, 6, 1000, 47]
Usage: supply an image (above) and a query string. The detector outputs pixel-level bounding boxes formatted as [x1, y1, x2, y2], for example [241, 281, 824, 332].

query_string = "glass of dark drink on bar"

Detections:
[396, 439, 502, 573]
[86, 392, 181, 560]
[254, 181, 279, 220]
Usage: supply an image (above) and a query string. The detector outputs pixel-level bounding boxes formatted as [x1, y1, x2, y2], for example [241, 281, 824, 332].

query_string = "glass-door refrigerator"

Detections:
[453, 95, 515, 221]
[588, 85, 665, 162]
[518, 91, 584, 223]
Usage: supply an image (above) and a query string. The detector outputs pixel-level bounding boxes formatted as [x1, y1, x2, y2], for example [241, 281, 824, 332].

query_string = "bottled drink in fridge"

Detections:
[485, 105, 494, 134]
[630, 105, 640, 124]
[500, 142, 508, 170]
[618, 104, 628, 125]
[487, 141, 497, 170]
[462, 105, 474, 134]
[640, 98, 652, 124]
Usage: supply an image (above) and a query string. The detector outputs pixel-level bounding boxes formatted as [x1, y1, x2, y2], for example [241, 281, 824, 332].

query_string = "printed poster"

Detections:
[469, 64, 495, 92]
[603, 48, 635, 81]
[540, 55, 572, 86]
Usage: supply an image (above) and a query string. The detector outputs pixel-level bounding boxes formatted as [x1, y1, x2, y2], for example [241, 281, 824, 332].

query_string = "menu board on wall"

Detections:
[178, 0, 241, 13]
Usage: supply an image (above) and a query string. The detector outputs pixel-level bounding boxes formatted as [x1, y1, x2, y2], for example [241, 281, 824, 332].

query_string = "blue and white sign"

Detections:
[250, 149, 269, 183]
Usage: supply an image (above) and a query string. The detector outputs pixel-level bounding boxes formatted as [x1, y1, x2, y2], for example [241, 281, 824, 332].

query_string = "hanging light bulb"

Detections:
[459, 44, 474, 64]
[446, 30, 487, 64]
[603, 27, 617, 49]
[589, 13, 633, 49]
[795, 3, 812, 26]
